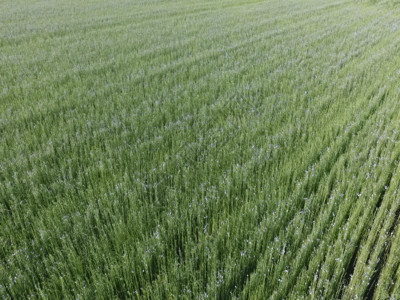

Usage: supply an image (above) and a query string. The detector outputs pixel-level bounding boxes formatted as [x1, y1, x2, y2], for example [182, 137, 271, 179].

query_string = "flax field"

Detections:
[2, 0, 400, 298]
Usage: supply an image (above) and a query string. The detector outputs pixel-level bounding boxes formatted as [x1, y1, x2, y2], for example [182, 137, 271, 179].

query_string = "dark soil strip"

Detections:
[338, 241, 360, 299]
[365, 194, 400, 299]
[365, 250, 387, 299]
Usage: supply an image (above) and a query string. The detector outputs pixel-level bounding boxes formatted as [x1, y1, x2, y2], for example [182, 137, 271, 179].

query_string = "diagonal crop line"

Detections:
[339, 142, 400, 298]
[338, 171, 395, 298]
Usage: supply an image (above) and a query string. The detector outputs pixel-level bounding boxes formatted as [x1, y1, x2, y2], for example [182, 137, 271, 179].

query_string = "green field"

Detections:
[3, 0, 400, 298]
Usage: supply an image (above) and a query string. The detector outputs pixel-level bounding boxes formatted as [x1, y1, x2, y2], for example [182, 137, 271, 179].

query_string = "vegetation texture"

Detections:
[2, 0, 400, 298]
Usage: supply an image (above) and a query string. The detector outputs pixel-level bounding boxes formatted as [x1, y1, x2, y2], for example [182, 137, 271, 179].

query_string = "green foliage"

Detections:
[2, 0, 400, 298]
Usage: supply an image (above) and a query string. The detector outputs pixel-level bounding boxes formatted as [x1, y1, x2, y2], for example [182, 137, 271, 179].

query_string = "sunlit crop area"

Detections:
[2, 0, 400, 298]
